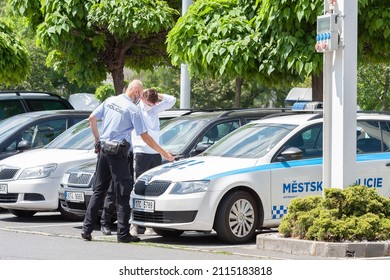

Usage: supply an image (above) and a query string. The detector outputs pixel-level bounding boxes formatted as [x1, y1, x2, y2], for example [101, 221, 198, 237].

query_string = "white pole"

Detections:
[323, 0, 357, 189]
[180, 0, 192, 109]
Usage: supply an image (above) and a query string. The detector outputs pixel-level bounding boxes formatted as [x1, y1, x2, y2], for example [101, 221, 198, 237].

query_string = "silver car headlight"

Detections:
[170, 180, 210, 194]
[18, 164, 58, 180]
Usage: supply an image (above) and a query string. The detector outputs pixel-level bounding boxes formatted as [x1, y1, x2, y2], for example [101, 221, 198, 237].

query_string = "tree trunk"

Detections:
[111, 66, 125, 95]
[235, 77, 244, 108]
[311, 72, 323, 102]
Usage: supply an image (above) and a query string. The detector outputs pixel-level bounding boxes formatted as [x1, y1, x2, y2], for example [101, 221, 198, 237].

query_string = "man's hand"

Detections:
[94, 141, 101, 154]
[162, 151, 175, 162]
[140, 132, 174, 161]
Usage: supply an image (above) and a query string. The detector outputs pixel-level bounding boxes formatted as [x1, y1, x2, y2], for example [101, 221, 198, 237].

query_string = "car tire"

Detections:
[8, 209, 37, 218]
[59, 204, 84, 222]
[214, 191, 258, 244]
[153, 228, 184, 238]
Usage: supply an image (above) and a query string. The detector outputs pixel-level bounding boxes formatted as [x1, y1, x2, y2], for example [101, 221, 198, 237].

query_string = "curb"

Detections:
[256, 233, 390, 258]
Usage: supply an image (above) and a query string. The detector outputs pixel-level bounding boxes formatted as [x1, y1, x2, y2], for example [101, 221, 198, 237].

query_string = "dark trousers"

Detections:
[134, 153, 162, 179]
[83, 144, 133, 239]
[100, 152, 134, 227]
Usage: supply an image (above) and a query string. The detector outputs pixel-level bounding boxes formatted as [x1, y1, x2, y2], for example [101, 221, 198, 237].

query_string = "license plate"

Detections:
[65, 191, 84, 202]
[0, 184, 7, 194]
[133, 199, 154, 213]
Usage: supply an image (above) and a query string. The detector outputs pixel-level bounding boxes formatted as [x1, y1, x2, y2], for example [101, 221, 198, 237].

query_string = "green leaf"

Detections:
[384, 28, 390, 39]
[375, 19, 383, 29]
[206, 51, 213, 64]
[296, 10, 304, 22]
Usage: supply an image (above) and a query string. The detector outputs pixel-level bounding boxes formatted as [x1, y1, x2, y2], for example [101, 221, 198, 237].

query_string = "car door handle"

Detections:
[386, 163, 390, 167]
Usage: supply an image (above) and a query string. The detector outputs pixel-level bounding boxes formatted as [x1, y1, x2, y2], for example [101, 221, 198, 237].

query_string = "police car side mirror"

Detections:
[276, 147, 303, 161]
[16, 140, 32, 151]
[192, 143, 212, 156]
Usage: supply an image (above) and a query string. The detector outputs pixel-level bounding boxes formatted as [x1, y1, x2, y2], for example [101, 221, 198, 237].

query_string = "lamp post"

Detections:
[180, 0, 192, 109]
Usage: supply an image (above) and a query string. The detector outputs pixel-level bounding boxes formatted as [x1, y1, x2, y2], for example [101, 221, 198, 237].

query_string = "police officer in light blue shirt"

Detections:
[81, 79, 174, 243]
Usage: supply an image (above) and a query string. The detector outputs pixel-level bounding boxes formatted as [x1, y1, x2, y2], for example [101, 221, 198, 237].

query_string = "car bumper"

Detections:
[58, 187, 93, 216]
[0, 177, 61, 211]
[130, 189, 219, 232]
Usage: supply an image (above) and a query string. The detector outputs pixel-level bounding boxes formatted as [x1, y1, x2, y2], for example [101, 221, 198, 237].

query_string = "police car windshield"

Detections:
[160, 117, 210, 154]
[45, 119, 97, 150]
[202, 123, 296, 158]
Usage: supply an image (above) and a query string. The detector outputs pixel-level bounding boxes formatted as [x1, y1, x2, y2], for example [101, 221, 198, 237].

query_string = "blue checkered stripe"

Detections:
[272, 205, 288, 219]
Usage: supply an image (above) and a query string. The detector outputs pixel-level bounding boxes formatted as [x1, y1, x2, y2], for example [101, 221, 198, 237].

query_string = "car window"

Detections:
[25, 99, 70, 111]
[0, 100, 25, 120]
[202, 123, 296, 158]
[198, 121, 240, 146]
[71, 116, 89, 125]
[357, 120, 390, 153]
[282, 124, 323, 159]
[3, 118, 68, 152]
[46, 119, 97, 150]
[0, 115, 32, 143]
[160, 118, 210, 154]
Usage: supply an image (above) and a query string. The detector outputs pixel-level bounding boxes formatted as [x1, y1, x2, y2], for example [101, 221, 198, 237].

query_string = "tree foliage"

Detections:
[167, 0, 263, 106]
[9, 0, 179, 94]
[357, 62, 390, 111]
[0, 18, 31, 84]
[167, 0, 389, 105]
[95, 83, 115, 102]
[254, 0, 389, 84]
[140, 66, 288, 109]
[168, 0, 260, 79]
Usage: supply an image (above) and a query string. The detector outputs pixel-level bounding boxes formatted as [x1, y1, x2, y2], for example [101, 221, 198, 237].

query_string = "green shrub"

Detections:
[279, 185, 390, 242]
[95, 84, 115, 102]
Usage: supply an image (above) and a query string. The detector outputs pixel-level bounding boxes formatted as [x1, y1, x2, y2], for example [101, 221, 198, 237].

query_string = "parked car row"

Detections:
[0, 118, 97, 220]
[58, 108, 291, 220]
[2, 105, 390, 245]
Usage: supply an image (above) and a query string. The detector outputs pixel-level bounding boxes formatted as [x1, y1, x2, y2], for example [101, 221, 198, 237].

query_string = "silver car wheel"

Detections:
[228, 198, 255, 237]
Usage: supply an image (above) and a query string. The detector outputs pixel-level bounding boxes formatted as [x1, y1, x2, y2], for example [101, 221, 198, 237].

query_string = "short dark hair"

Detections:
[143, 88, 158, 104]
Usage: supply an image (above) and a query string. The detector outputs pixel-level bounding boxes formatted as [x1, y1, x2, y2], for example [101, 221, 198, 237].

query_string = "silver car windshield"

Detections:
[160, 118, 210, 154]
[0, 115, 31, 142]
[202, 123, 297, 158]
[45, 119, 95, 150]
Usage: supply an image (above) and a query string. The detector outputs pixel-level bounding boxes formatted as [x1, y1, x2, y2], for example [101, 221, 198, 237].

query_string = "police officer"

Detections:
[81, 79, 174, 243]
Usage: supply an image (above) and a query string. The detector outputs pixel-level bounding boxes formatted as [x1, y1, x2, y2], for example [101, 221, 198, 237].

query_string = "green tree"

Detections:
[167, 0, 262, 107]
[95, 83, 115, 102]
[254, 0, 389, 101]
[0, 18, 31, 85]
[1, 0, 96, 96]
[9, 0, 179, 94]
[167, 0, 389, 105]
[140, 65, 288, 109]
[357, 63, 390, 110]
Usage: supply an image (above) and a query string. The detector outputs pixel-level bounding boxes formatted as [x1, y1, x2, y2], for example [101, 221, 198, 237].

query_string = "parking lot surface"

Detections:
[0, 209, 334, 260]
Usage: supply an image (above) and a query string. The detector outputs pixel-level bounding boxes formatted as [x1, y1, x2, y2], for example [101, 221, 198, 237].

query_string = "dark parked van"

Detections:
[0, 91, 73, 121]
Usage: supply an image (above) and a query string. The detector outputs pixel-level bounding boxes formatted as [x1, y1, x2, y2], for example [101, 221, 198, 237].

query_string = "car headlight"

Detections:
[170, 180, 210, 194]
[18, 164, 58, 180]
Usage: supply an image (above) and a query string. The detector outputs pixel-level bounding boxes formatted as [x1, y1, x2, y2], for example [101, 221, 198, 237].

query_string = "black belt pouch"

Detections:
[102, 140, 120, 155]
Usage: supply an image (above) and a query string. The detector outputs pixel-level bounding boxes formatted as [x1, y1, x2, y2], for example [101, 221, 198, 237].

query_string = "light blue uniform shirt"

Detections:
[92, 94, 147, 143]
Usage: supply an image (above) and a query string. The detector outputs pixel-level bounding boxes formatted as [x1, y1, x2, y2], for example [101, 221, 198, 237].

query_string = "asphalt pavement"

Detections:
[0, 209, 388, 260]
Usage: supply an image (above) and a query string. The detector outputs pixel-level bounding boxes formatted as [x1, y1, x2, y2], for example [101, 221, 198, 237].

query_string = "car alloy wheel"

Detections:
[214, 191, 258, 244]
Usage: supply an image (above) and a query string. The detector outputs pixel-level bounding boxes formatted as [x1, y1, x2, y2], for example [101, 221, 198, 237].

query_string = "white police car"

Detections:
[130, 112, 390, 244]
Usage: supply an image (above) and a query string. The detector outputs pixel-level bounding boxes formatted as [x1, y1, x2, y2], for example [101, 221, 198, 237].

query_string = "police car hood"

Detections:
[139, 156, 258, 182]
[0, 148, 95, 168]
